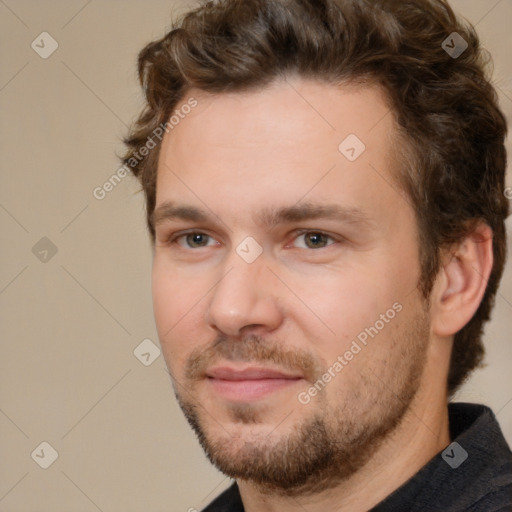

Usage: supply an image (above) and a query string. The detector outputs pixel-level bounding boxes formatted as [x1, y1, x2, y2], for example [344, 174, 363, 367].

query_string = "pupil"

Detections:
[308, 233, 324, 248]
[190, 234, 205, 246]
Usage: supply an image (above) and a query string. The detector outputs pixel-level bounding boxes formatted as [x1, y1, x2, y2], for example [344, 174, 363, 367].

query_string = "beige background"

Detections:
[0, 1, 511, 511]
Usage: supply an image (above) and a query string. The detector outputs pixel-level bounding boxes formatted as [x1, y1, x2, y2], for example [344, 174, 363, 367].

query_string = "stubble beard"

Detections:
[172, 306, 430, 497]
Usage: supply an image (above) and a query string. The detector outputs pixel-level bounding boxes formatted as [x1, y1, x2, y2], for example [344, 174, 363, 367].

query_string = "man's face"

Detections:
[152, 78, 432, 493]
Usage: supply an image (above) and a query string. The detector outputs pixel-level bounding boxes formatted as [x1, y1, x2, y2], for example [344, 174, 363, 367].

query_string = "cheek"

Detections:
[151, 262, 203, 370]
[290, 267, 382, 338]
[152, 259, 203, 328]
[151, 263, 174, 334]
[289, 261, 412, 369]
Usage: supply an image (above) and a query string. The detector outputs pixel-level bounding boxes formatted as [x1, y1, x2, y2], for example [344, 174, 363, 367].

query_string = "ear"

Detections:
[430, 222, 494, 338]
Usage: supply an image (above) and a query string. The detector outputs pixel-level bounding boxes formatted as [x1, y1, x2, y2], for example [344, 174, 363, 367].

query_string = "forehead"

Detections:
[161, 78, 394, 151]
[155, 78, 401, 222]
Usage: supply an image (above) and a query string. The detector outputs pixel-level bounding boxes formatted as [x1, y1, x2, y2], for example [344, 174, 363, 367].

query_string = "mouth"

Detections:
[205, 365, 304, 402]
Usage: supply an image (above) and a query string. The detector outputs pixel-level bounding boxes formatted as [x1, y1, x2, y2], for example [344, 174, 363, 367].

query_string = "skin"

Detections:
[151, 77, 493, 511]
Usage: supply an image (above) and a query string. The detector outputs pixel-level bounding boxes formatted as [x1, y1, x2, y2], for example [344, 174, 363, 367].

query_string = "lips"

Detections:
[205, 365, 303, 401]
[207, 366, 302, 380]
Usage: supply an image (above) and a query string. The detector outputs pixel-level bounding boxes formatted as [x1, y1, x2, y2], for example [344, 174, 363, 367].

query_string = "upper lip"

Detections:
[206, 366, 303, 381]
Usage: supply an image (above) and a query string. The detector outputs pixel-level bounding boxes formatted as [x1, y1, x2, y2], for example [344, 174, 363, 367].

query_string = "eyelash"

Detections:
[167, 230, 338, 250]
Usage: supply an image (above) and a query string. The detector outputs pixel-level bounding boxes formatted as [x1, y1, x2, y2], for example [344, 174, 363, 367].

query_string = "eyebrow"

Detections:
[151, 201, 374, 230]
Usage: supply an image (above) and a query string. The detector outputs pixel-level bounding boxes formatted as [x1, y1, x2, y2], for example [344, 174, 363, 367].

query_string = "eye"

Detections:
[173, 232, 218, 249]
[291, 231, 336, 249]
[165, 230, 338, 250]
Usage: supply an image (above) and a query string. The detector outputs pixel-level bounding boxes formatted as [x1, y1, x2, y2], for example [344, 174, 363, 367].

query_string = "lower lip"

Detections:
[207, 377, 302, 402]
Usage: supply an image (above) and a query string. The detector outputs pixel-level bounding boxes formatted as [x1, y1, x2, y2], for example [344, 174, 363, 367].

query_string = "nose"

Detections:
[205, 249, 284, 338]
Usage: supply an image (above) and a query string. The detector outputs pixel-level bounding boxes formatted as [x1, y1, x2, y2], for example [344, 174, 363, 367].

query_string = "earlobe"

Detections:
[431, 223, 493, 338]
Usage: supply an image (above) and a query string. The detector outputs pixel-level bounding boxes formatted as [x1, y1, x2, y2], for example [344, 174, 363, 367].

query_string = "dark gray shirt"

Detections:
[202, 403, 512, 511]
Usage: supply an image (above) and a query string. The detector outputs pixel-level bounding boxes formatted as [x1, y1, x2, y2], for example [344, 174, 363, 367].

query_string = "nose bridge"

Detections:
[206, 241, 282, 335]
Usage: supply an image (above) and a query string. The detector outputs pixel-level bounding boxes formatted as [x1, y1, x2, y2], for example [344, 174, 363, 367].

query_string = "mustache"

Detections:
[185, 334, 323, 382]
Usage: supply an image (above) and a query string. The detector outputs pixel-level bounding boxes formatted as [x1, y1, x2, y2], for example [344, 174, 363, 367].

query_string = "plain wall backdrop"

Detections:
[0, 1, 511, 510]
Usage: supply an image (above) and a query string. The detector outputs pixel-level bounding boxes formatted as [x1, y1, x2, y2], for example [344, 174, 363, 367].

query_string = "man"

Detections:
[123, 0, 512, 510]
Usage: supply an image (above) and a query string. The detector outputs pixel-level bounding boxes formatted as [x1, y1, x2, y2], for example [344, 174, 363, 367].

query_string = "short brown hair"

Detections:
[123, 0, 509, 396]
